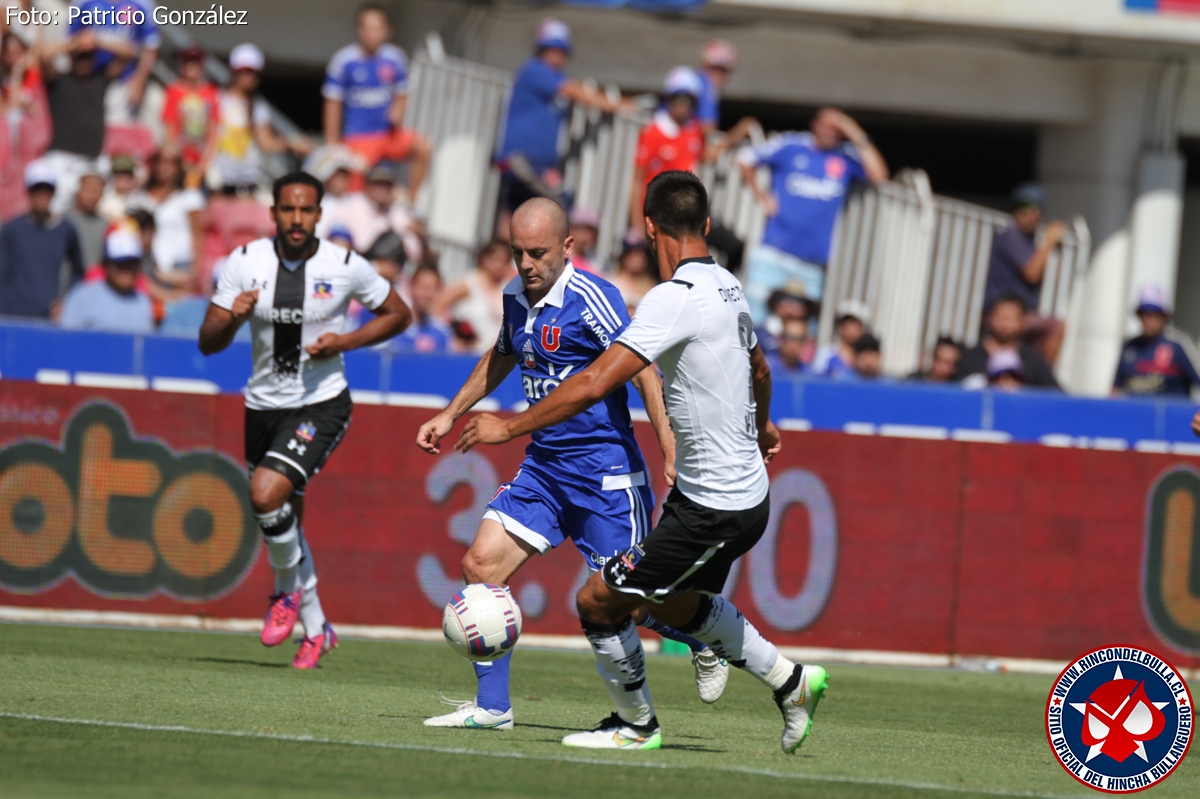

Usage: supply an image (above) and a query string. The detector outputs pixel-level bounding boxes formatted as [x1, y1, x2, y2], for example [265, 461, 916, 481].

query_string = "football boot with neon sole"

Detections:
[692, 647, 728, 704]
[561, 713, 662, 750]
[292, 622, 337, 669]
[775, 664, 828, 754]
[261, 589, 302, 647]
[423, 696, 514, 730]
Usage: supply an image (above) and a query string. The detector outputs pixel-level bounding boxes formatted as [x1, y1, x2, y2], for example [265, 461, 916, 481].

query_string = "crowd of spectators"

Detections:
[2, 7, 1197, 397]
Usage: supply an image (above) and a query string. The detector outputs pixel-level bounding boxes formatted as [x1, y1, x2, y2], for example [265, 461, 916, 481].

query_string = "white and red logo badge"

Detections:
[1046, 646, 1192, 793]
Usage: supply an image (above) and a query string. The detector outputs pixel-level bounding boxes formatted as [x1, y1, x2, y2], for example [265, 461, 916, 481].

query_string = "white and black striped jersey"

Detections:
[212, 238, 391, 410]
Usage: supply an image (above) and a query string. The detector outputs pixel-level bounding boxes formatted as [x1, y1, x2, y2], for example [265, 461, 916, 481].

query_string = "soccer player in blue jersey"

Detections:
[323, 4, 431, 198]
[416, 198, 727, 730]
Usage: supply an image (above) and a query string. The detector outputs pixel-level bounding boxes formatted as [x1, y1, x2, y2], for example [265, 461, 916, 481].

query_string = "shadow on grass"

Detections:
[188, 657, 289, 669]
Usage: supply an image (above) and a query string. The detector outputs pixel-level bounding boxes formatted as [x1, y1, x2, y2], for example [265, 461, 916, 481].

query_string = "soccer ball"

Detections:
[442, 583, 523, 662]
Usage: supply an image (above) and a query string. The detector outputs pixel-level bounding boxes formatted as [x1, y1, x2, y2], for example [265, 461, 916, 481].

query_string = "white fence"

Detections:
[405, 41, 1091, 377]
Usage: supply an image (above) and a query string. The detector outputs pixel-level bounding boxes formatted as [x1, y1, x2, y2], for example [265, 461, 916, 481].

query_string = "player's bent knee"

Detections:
[248, 470, 294, 514]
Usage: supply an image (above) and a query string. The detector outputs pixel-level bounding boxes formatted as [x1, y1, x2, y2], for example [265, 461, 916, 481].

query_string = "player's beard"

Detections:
[279, 228, 317, 262]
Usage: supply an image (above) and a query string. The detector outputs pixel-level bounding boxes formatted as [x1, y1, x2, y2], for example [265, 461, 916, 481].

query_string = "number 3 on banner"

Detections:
[416, 453, 498, 608]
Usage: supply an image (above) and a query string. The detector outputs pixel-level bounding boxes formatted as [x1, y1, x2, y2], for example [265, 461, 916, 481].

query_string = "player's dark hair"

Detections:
[357, 3, 391, 24]
[643, 170, 708, 240]
[272, 172, 325, 206]
[989, 293, 1028, 315]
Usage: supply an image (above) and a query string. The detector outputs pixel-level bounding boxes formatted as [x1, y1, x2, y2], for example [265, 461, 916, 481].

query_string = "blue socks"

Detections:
[637, 614, 707, 653]
[474, 651, 512, 714]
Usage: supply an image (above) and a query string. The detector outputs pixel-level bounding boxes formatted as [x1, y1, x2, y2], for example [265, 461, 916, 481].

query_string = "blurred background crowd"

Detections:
[2, 0, 1198, 399]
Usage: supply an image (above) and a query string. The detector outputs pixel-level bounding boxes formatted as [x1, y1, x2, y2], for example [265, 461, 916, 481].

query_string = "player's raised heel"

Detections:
[692, 647, 729, 704]
[261, 589, 302, 647]
[775, 664, 828, 754]
[561, 713, 662, 750]
[292, 622, 337, 669]
[423, 696, 514, 730]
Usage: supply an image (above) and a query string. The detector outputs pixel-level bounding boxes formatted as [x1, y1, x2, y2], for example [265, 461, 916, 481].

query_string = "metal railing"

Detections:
[816, 172, 1090, 377]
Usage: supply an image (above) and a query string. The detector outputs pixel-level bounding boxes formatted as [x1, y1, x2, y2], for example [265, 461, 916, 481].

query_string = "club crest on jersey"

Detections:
[522, 340, 537, 370]
[312, 280, 333, 300]
[295, 422, 316, 442]
[541, 324, 562, 352]
[1045, 646, 1192, 793]
[825, 156, 846, 180]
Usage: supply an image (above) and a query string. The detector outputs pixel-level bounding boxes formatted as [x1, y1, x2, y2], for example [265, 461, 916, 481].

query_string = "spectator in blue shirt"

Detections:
[67, 0, 158, 120]
[1114, 285, 1200, 397]
[984, 183, 1066, 365]
[388, 265, 451, 355]
[59, 228, 154, 333]
[0, 160, 84, 320]
[323, 4, 431, 200]
[765, 317, 810, 377]
[495, 18, 633, 224]
[739, 107, 888, 320]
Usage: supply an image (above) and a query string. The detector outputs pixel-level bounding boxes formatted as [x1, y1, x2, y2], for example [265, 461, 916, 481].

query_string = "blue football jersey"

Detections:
[495, 263, 646, 483]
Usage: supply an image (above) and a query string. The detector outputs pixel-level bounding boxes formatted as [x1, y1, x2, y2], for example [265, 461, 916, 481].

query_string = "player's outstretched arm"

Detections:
[750, 343, 781, 464]
[630, 365, 677, 487]
[198, 289, 259, 356]
[417, 349, 518, 455]
[456, 344, 646, 453]
[305, 289, 412, 359]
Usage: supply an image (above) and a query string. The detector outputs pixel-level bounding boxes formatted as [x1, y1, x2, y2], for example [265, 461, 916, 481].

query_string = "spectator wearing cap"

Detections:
[38, 30, 134, 214]
[162, 45, 218, 177]
[850, 333, 883, 380]
[1, 27, 53, 222]
[569, 207, 601, 274]
[695, 39, 759, 158]
[610, 236, 657, 314]
[98, 154, 141, 222]
[986, 348, 1025, 391]
[326, 225, 355, 251]
[1113, 285, 1200, 397]
[766, 317, 810, 377]
[59, 228, 153, 332]
[387, 265, 451, 355]
[128, 145, 204, 291]
[495, 18, 634, 225]
[307, 145, 366, 239]
[328, 163, 423, 265]
[64, 169, 107, 268]
[207, 44, 310, 194]
[984, 183, 1067, 365]
[0, 161, 84, 319]
[812, 299, 870, 379]
[630, 67, 709, 232]
[67, 0, 159, 123]
[433, 239, 514, 355]
[757, 280, 816, 356]
[956, 294, 1059, 390]
[909, 337, 963, 383]
[739, 107, 888, 320]
[323, 4, 431, 200]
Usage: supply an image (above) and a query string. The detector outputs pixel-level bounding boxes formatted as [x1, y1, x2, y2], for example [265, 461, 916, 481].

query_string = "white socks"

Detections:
[582, 618, 655, 726]
[684, 594, 794, 690]
[256, 503, 301, 594]
[297, 532, 326, 638]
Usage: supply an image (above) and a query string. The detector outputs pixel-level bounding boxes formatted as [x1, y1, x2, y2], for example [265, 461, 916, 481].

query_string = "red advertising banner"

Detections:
[1, 383, 1199, 667]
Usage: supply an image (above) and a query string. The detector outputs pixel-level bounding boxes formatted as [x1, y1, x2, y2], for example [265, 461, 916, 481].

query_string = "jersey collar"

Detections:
[505, 261, 576, 311]
[653, 109, 681, 138]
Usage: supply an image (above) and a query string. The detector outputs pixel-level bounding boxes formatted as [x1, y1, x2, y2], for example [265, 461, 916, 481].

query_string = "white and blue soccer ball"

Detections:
[442, 583, 523, 662]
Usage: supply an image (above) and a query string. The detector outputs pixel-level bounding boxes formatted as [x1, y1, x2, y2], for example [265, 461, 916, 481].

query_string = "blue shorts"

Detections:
[483, 457, 655, 571]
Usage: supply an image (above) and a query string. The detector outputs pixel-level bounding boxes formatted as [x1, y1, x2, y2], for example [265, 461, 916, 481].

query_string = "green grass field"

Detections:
[0, 623, 1194, 799]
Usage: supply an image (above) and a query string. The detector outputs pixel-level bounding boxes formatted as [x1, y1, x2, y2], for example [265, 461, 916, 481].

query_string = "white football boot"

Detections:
[561, 713, 662, 750]
[423, 694, 514, 731]
[774, 664, 828, 754]
[692, 647, 728, 704]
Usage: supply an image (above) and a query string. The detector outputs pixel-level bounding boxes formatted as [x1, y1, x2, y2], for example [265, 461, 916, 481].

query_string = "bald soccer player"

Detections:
[416, 198, 730, 730]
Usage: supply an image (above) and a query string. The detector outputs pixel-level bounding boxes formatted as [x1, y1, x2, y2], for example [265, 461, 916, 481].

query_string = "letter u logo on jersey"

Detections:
[541, 325, 562, 352]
